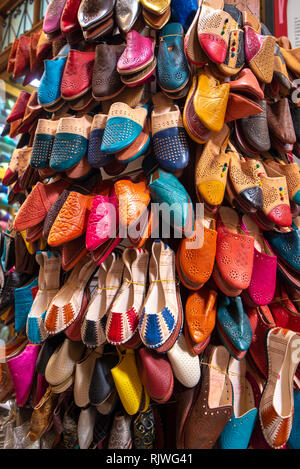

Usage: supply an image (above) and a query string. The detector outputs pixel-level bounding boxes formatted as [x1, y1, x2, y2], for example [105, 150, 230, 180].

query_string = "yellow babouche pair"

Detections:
[111, 346, 150, 415]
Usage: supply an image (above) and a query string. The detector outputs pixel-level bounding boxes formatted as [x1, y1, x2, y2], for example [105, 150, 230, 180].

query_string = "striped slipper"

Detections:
[139, 240, 180, 349]
[81, 252, 124, 348]
[106, 247, 149, 346]
[44, 255, 97, 335]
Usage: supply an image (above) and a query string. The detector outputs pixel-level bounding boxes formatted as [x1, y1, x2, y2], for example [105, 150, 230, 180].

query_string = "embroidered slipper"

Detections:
[259, 171, 292, 228]
[106, 247, 149, 346]
[216, 4, 245, 76]
[120, 59, 156, 88]
[240, 215, 277, 307]
[138, 240, 179, 350]
[183, 75, 211, 144]
[115, 120, 150, 164]
[197, 7, 237, 65]
[47, 192, 94, 247]
[26, 251, 61, 344]
[227, 142, 263, 211]
[117, 30, 155, 75]
[13, 178, 70, 232]
[157, 23, 190, 93]
[115, 178, 151, 228]
[50, 115, 93, 171]
[193, 68, 230, 133]
[151, 92, 190, 172]
[184, 5, 208, 66]
[195, 124, 230, 210]
[81, 253, 124, 348]
[213, 207, 255, 297]
[101, 103, 148, 154]
[64, 288, 89, 342]
[263, 159, 300, 205]
[44, 255, 97, 335]
[86, 188, 118, 251]
[243, 11, 276, 84]
[30, 119, 58, 169]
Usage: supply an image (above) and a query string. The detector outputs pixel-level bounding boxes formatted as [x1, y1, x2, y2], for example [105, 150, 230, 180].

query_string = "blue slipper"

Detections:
[101, 103, 148, 154]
